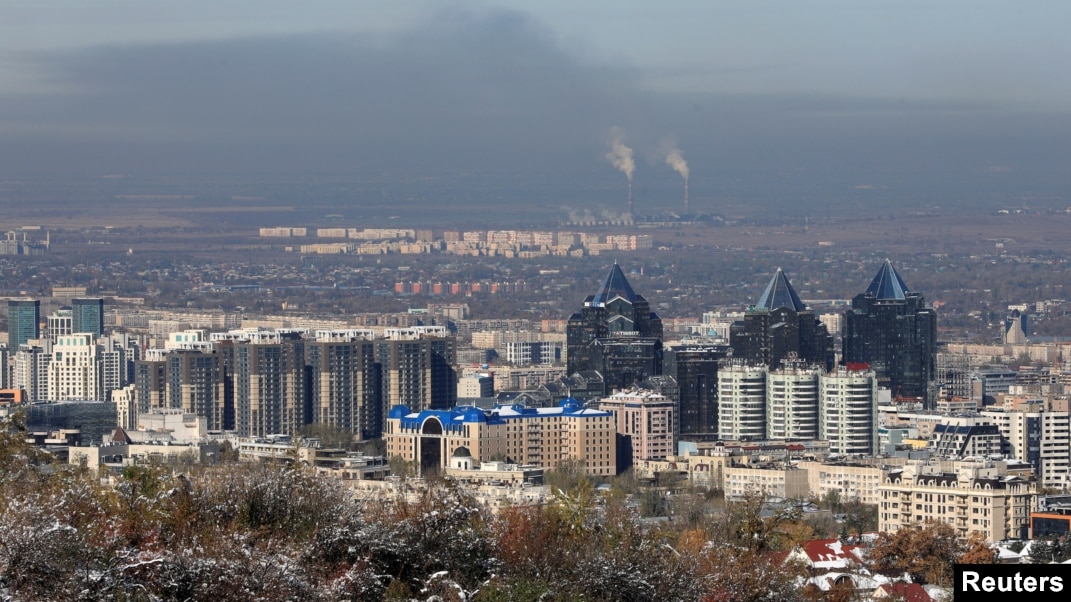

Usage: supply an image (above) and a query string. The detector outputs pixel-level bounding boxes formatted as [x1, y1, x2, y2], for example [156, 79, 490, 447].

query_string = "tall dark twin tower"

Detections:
[730, 260, 937, 402]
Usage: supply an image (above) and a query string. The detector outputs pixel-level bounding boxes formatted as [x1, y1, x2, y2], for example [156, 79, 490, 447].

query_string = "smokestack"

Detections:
[606, 126, 635, 214]
[665, 147, 690, 215]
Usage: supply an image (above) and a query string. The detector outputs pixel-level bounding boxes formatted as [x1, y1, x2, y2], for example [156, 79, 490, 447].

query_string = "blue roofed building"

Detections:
[384, 397, 617, 476]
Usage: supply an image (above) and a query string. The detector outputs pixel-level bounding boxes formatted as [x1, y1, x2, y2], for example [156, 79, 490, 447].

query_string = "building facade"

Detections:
[843, 260, 937, 404]
[878, 462, 1035, 542]
[72, 297, 105, 338]
[664, 345, 727, 437]
[599, 389, 675, 467]
[7, 299, 40, 350]
[566, 264, 663, 393]
[729, 269, 834, 371]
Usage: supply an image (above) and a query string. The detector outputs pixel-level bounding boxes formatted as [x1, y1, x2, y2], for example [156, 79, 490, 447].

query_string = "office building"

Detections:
[1003, 309, 1028, 345]
[7, 299, 40, 350]
[729, 269, 834, 371]
[843, 260, 937, 404]
[72, 297, 105, 338]
[567, 263, 663, 393]
[664, 345, 727, 437]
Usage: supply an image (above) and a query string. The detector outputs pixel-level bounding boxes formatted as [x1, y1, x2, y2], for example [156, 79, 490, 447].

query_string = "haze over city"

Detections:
[2, 1, 1070, 220]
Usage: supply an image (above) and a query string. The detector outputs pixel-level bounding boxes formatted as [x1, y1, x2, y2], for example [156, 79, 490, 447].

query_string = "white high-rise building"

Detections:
[767, 366, 820, 440]
[100, 333, 139, 400]
[820, 367, 878, 455]
[48, 333, 101, 401]
[47, 308, 73, 342]
[15, 340, 51, 401]
[718, 363, 767, 441]
[982, 407, 1070, 491]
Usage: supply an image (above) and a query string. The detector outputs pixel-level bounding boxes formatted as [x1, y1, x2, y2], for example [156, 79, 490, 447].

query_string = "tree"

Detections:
[388, 455, 418, 478]
[868, 522, 963, 586]
[959, 532, 998, 564]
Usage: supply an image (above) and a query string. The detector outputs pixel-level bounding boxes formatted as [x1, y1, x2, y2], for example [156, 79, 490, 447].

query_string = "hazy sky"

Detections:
[1, 1, 1069, 190]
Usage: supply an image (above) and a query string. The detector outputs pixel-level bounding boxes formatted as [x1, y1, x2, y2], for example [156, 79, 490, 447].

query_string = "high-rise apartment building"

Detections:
[375, 327, 457, 415]
[167, 349, 231, 432]
[14, 340, 51, 401]
[600, 389, 675, 466]
[843, 260, 937, 404]
[566, 264, 663, 393]
[47, 308, 72, 342]
[134, 352, 167, 414]
[72, 297, 105, 338]
[982, 407, 1070, 490]
[233, 331, 306, 437]
[767, 364, 820, 441]
[8, 299, 40, 350]
[819, 367, 878, 455]
[729, 269, 834, 371]
[47, 333, 101, 401]
[306, 331, 381, 440]
[717, 362, 767, 441]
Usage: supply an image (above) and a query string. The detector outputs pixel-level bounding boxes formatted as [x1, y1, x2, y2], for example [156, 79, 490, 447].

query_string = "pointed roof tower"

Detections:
[589, 263, 639, 306]
[865, 259, 910, 300]
[755, 268, 806, 312]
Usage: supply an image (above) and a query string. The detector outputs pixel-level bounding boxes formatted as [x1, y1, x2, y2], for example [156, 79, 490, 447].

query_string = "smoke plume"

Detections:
[606, 126, 635, 182]
[665, 147, 689, 181]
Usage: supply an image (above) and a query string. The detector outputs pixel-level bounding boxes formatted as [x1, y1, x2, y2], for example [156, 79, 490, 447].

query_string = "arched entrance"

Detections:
[419, 417, 443, 475]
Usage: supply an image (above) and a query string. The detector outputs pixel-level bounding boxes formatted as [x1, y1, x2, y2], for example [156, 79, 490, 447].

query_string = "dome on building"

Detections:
[462, 407, 487, 422]
[388, 404, 411, 419]
[451, 446, 472, 458]
[558, 397, 582, 412]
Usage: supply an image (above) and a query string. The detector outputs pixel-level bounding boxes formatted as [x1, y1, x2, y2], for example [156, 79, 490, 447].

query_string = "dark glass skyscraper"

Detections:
[729, 269, 834, 371]
[843, 260, 937, 404]
[567, 264, 663, 393]
[664, 345, 728, 437]
[72, 297, 105, 337]
[7, 299, 40, 350]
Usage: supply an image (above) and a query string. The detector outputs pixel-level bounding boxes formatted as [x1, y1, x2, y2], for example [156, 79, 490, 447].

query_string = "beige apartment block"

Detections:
[723, 465, 810, 500]
[878, 462, 1035, 542]
[797, 460, 887, 505]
